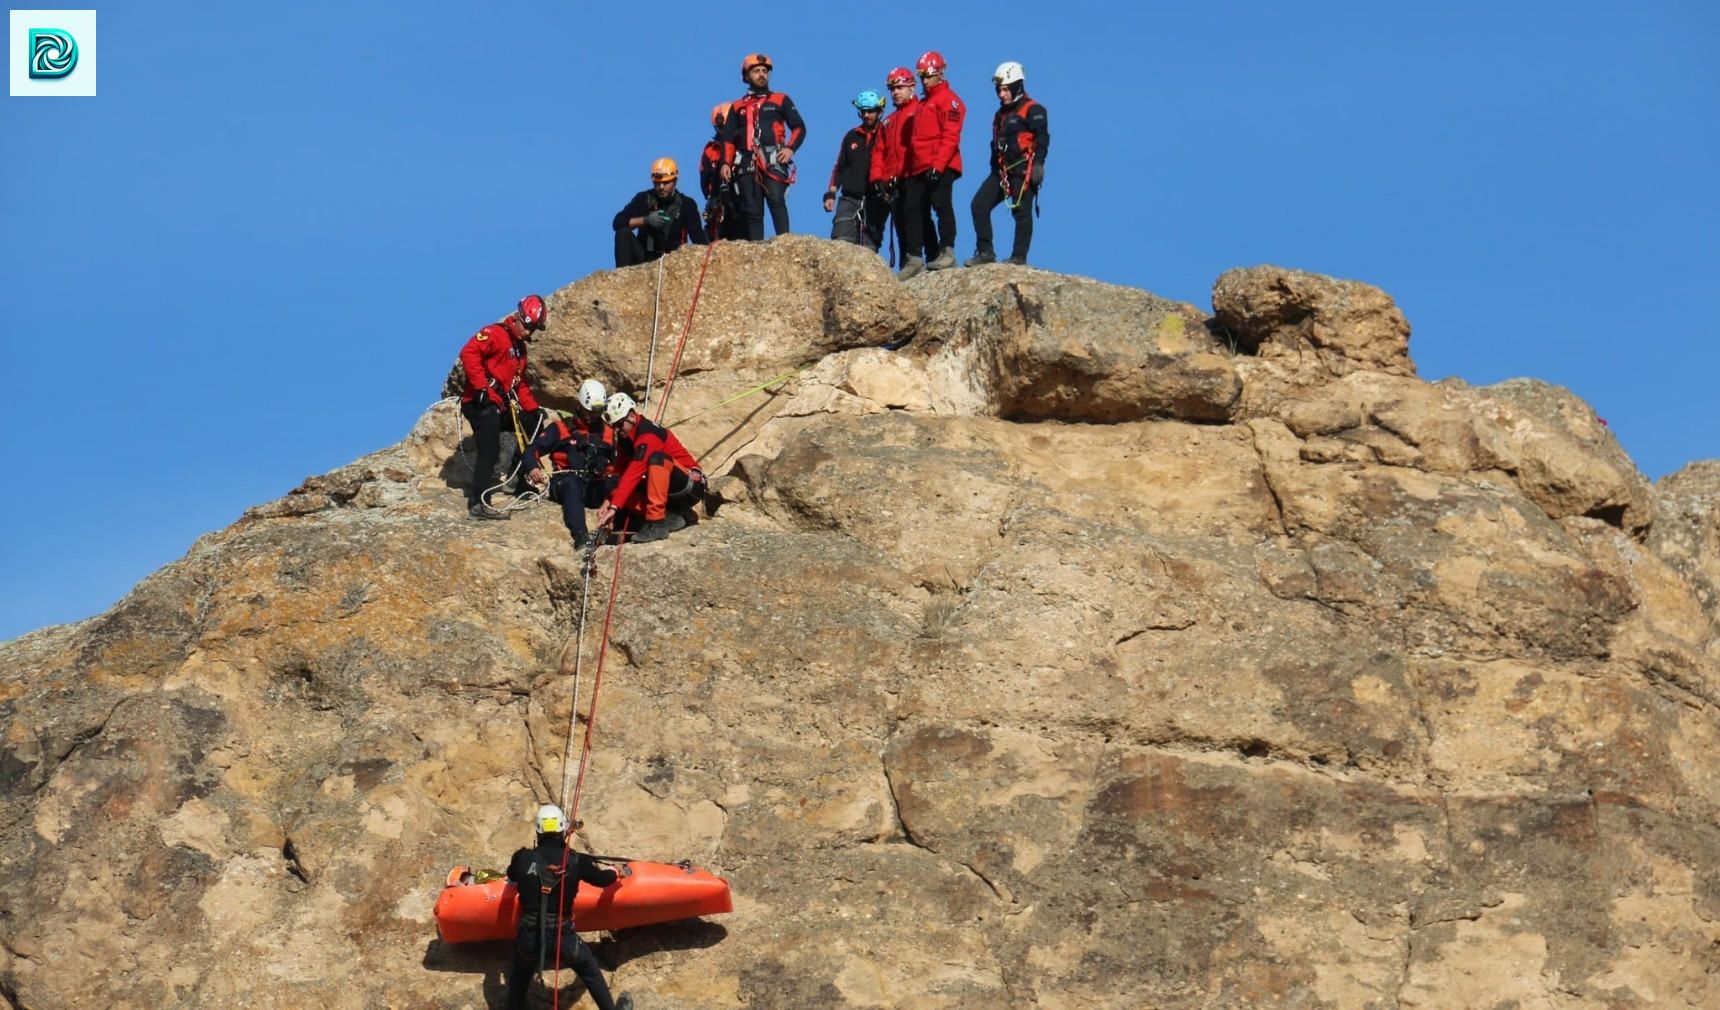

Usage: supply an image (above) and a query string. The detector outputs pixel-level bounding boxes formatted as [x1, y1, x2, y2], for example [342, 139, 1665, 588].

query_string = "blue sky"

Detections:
[2, 1, 1716, 641]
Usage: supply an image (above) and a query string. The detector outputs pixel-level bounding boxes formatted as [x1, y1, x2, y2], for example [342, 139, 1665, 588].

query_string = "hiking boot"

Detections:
[926, 247, 957, 271]
[629, 512, 687, 544]
[571, 530, 590, 551]
[897, 255, 926, 280]
[615, 993, 634, 1010]
[1005, 255, 1028, 266]
[467, 501, 509, 521]
[963, 249, 996, 267]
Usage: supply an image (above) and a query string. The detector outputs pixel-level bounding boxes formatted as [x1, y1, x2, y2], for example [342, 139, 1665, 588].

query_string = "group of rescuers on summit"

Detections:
[615, 51, 1050, 277]
[456, 51, 1049, 534]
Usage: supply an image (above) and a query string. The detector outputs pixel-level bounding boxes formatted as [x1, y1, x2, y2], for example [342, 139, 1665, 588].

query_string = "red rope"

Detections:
[652, 238, 717, 424]
[546, 237, 720, 1006]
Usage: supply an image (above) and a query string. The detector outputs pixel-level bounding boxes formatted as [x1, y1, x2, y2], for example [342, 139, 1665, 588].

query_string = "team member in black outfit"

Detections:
[824, 90, 887, 250]
[967, 62, 1050, 267]
[613, 158, 708, 267]
[718, 53, 807, 239]
[505, 804, 632, 1010]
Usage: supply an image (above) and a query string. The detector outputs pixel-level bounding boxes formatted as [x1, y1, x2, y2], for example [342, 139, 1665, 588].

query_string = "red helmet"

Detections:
[886, 67, 915, 88]
[915, 51, 947, 77]
[740, 53, 772, 80]
[517, 294, 547, 332]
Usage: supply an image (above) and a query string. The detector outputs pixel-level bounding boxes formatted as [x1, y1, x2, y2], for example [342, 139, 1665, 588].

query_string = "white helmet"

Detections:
[603, 391, 637, 426]
[578, 379, 608, 412]
[535, 804, 567, 834]
[992, 61, 1025, 87]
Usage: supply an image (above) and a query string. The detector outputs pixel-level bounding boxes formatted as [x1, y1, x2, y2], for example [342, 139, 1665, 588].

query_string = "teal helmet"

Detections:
[852, 90, 885, 112]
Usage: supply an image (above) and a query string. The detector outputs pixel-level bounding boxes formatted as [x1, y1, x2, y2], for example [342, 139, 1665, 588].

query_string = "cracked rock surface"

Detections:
[2, 242, 1718, 1009]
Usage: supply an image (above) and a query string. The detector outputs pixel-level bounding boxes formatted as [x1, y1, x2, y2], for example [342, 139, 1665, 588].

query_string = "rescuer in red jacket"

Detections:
[967, 61, 1051, 267]
[459, 294, 546, 520]
[718, 53, 807, 240]
[897, 51, 965, 279]
[870, 67, 921, 267]
[594, 393, 706, 544]
[699, 103, 747, 241]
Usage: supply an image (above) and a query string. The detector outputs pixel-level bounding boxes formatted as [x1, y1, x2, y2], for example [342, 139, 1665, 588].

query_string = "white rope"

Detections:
[557, 548, 599, 810]
[643, 254, 666, 405]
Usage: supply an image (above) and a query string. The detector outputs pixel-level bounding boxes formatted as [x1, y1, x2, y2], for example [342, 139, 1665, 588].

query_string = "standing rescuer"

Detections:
[967, 61, 1050, 267]
[699, 104, 746, 241]
[824, 90, 887, 251]
[870, 67, 920, 267]
[719, 53, 807, 240]
[459, 295, 548, 520]
[898, 50, 966, 279]
[613, 158, 708, 268]
[595, 393, 705, 544]
[505, 804, 632, 1010]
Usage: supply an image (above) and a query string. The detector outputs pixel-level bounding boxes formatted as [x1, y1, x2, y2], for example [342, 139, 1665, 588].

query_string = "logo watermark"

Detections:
[11, 10, 96, 96]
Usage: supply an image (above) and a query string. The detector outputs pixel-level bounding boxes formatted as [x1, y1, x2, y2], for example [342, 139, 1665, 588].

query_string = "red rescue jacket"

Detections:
[610, 418, 700, 508]
[459, 321, 539, 411]
[903, 80, 964, 176]
[870, 97, 918, 185]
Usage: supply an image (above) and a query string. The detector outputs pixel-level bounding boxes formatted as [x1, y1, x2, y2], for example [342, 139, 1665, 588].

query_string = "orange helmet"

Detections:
[740, 53, 772, 80]
[711, 102, 731, 127]
[650, 157, 678, 182]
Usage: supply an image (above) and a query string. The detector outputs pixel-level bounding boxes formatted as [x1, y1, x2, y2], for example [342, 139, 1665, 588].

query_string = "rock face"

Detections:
[3, 243, 1718, 1010]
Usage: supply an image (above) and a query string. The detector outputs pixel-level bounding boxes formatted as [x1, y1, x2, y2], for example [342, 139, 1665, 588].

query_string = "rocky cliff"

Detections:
[3, 238, 1717, 1010]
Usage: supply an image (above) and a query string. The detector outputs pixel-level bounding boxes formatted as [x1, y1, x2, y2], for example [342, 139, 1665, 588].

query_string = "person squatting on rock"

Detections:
[897, 51, 965, 279]
[505, 805, 633, 1010]
[595, 393, 706, 544]
[459, 294, 547, 520]
[699, 104, 747, 241]
[824, 90, 888, 251]
[967, 61, 1049, 267]
[613, 158, 708, 268]
[522, 380, 619, 551]
[718, 54, 807, 240]
[870, 67, 920, 266]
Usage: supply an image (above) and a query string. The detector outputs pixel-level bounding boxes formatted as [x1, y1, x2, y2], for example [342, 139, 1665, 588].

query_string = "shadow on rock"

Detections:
[422, 920, 728, 1007]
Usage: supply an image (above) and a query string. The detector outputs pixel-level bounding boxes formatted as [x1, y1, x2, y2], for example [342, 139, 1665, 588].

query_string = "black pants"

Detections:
[737, 171, 790, 239]
[614, 229, 666, 268]
[971, 172, 1036, 261]
[901, 169, 959, 259]
[462, 400, 503, 505]
[507, 925, 616, 1010]
[831, 193, 888, 251]
[546, 473, 606, 539]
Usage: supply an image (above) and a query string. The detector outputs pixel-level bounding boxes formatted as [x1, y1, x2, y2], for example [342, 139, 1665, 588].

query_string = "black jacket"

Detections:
[825, 124, 880, 198]
[612, 189, 709, 253]
[507, 837, 618, 934]
[989, 97, 1050, 175]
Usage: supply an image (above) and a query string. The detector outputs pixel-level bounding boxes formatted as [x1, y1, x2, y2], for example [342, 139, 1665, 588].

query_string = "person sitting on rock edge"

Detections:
[966, 61, 1049, 268]
[522, 379, 619, 551]
[595, 392, 706, 544]
[504, 804, 633, 1010]
[459, 294, 548, 520]
[614, 158, 708, 268]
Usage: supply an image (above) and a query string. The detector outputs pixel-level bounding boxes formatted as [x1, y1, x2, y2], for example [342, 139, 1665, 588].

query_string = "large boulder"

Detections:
[1213, 264, 1414, 376]
[531, 236, 917, 408]
[902, 267, 1241, 422]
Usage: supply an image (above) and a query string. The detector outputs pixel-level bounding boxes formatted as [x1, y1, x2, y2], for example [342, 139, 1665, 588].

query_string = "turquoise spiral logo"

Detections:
[28, 29, 79, 80]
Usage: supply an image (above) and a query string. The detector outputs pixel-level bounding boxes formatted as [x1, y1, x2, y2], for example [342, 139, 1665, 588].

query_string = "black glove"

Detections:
[1029, 162, 1045, 187]
[926, 169, 942, 186]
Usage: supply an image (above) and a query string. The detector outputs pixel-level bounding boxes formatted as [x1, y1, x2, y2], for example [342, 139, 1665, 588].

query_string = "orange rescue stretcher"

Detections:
[433, 860, 733, 942]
